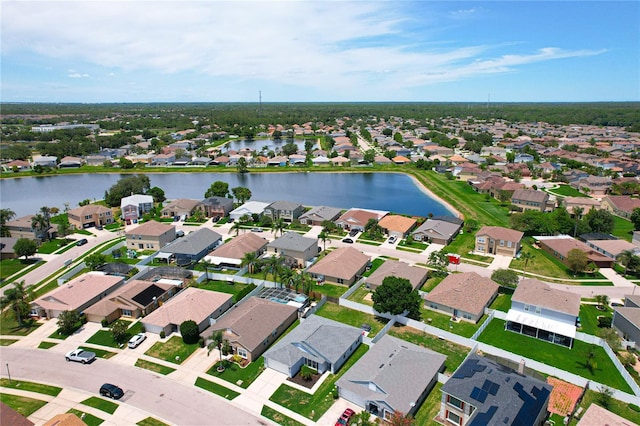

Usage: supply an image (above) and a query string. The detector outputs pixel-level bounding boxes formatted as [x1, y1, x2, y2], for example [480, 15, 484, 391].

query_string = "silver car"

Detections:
[128, 333, 147, 349]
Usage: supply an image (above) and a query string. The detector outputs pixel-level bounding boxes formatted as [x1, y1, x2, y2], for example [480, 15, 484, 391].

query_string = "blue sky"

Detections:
[1, 1, 638, 103]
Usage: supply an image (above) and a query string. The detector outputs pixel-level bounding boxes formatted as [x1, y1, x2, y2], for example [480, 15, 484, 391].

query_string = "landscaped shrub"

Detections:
[198, 337, 205, 348]
[598, 316, 612, 328]
[300, 365, 314, 381]
[180, 320, 199, 344]
[629, 404, 640, 412]
[160, 330, 166, 339]
[101, 318, 109, 327]
[233, 284, 257, 302]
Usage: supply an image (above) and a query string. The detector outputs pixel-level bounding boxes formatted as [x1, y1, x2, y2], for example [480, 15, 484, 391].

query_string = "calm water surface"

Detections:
[1, 172, 453, 218]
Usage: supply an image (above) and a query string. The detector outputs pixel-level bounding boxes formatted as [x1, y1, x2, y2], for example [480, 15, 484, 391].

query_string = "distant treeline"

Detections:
[1, 102, 639, 131]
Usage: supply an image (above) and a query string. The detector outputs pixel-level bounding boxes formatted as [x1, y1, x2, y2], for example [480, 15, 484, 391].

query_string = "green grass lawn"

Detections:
[85, 329, 125, 348]
[81, 396, 119, 414]
[137, 418, 170, 426]
[0, 258, 40, 284]
[312, 282, 349, 299]
[261, 405, 305, 426]
[0, 378, 62, 396]
[0, 310, 41, 336]
[398, 239, 429, 250]
[315, 302, 387, 336]
[421, 275, 445, 292]
[568, 389, 640, 425]
[269, 344, 369, 421]
[413, 382, 443, 425]
[420, 307, 485, 338]
[347, 286, 373, 306]
[478, 319, 633, 393]
[547, 185, 589, 198]
[489, 292, 513, 312]
[612, 216, 634, 242]
[38, 238, 71, 254]
[38, 341, 58, 349]
[579, 304, 613, 335]
[196, 280, 249, 296]
[362, 258, 385, 277]
[134, 359, 176, 375]
[387, 324, 470, 374]
[510, 243, 605, 280]
[206, 357, 265, 388]
[0, 338, 18, 346]
[0, 394, 48, 417]
[78, 346, 117, 359]
[194, 377, 240, 400]
[145, 336, 199, 364]
[67, 409, 104, 426]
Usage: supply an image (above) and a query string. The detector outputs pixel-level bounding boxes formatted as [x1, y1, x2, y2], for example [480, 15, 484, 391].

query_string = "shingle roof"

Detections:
[299, 206, 342, 222]
[366, 260, 428, 290]
[512, 279, 580, 317]
[33, 273, 124, 312]
[336, 334, 445, 413]
[68, 204, 111, 217]
[412, 219, 461, 240]
[476, 226, 524, 243]
[126, 220, 175, 237]
[160, 198, 199, 213]
[605, 195, 640, 213]
[378, 215, 417, 233]
[307, 247, 370, 280]
[577, 404, 634, 426]
[511, 189, 549, 203]
[208, 232, 268, 260]
[142, 288, 232, 328]
[161, 228, 221, 255]
[263, 315, 362, 368]
[267, 200, 303, 211]
[267, 231, 317, 252]
[424, 272, 499, 317]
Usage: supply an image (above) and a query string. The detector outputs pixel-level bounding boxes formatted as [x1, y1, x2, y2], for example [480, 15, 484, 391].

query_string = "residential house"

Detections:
[439, 353, 552, 426]
[585, 238, 640, 259]
[203, 232, 268, 269]
[31, 155, 57, 168]
[577, 404, 633, 426]
[506, 278, 580, 348]
[151, 152, 176, 166]
[126, 220, 176, 251]
[141, 288, 233, 336]
[378, 215, 417, 239]
[196, 196, 234, 219]
[633, 231, 640, 248]
[30, 272, 125, 319]
[570, 175, 612, 198]
[83, 279, 181, 324]
[336, 334, 445, 421]
[424, 272, 499, 323]
[0, 237, 18, 260]
[335, 208, 388, 232]
[5, 215, 56, 242]
[536, 235, 614, 268]
[159, 227, 222, 266]
[561, 197, 601, 217]
[1, 403, 34, 426]
[612, 294, 640, 351]
[263, 315, 362, 378]
[263, 201, 304, 223]
[229, 201, 270, 221]
[311, 156, 331, 166]
[475, 226, 523, 257]
[365, 260, 428, 291]
[67, 204, 114, 229]
[58, 156, 83, 168]
[307, 246, 370, 286]
[510, 189, 552, 212]
[298, 206, 342, 226]
[412, 216, 463, 245]
[121, 194, 153, 222]
[160, 199, 199, 220]
[3, 159, 31, 172]
[266, 231, 318, 267]
[201, 297, 298, 363]
[601, 195, 640, 219]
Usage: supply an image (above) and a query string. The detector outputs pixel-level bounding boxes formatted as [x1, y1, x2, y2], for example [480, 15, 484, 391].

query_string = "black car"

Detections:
[349, 229, 358, 237]
[76, 238, 88, 246]
[99, 383, 124, 400]
[342, 238, 353, 244]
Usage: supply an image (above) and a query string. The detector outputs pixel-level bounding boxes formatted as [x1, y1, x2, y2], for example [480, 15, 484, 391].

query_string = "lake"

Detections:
[0, 172, 454, 218]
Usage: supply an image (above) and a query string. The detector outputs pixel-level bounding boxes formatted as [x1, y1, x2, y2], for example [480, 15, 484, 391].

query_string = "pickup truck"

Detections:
[65, 348, 96, 364]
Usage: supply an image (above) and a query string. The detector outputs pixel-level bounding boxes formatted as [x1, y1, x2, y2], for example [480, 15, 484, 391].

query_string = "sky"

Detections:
[1, 1, 638, 103]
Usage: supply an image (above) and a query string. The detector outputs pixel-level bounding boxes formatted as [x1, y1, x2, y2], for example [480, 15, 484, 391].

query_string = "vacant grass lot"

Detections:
[145, 336, 199, 364]
[511, 243, 607, 281]
[315, 302, 387, 336]
[81, 396, 118, 414]
[387, 325, 470, 374]
[0, 394, 48, 417]
[207, 357, 265, 389]
[547, 185, 588, 198]
[478, 319, 632, 393]
[134, 359, 176, 375]
[612, 216, 634, 242]
[0, 378, 62, 396]
[269, 344, 369, 421]
[194, 377, 240, 400]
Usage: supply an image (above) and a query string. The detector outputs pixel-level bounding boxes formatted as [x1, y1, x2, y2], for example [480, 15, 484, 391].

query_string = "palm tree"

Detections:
[0, 208, 16, 237]
[2, 281, 34, 326]
[241, 252, 258, 274]
[31, 213, 49, 241]
[572, 206, 584, 237]
[207, 330, 226, 372]
[595, 294, 610, 310]
[263, 256, 282, 280]
[299, 272, 315, 296]
[616, 250, 639, 276]
[231, 220, 242, 236]
[272, 218, 285, 237]
[520, 251, 535, 277]
[318, 231, 331, 251]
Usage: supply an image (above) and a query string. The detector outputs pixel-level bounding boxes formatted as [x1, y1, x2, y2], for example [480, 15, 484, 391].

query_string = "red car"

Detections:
[335, 408, 355, 426]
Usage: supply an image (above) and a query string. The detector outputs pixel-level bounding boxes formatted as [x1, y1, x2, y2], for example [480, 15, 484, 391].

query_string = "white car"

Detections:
[128, 333, 147, 349]
[388, 236, 397, 244]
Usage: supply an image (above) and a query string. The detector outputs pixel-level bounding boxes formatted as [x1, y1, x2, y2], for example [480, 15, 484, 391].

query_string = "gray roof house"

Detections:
[266, 231, 318, 267]
[298, 206, 343, 226]
[263, 200, 304, 222]
[263, 315, 362, 378]
[159, 228, 222, 266]
[439, 353, 552, 426]
[365, 260, 428, 291]
[612, 294, 640, 351]
[336, 334, 446, 420]
[196, 196, 234, 218]
[412, 217, 463, 245]
[229, 201, 270, 221]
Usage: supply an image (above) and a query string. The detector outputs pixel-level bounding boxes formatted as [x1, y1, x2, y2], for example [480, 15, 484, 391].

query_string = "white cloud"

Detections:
[68, 72, 89, 78]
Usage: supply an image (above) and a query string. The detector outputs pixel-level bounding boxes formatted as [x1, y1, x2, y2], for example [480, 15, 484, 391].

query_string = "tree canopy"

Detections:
[205, 181, 229, 198]
[14, 238, 37, 260]
[104, 175, 151, 207]
[372, 276, 421, 320]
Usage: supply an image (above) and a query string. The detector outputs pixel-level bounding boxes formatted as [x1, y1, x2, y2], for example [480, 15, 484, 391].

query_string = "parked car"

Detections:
[65, 348, 96, 364]
[251, 227, 263, 232]
[388, 236, 397, 244]
[76, 238, 88, 246]
[335, 408, 355, 426]
[360, 323, 372, 333]
[128, 333, 147, 349]
[99, 383, 124, 400]
[176, 230, 185, 238]
[342, 238, 353, 244]
[349, 229, 358, 237]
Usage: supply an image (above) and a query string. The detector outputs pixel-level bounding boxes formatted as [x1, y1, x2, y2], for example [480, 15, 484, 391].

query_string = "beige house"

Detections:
[561, 196, 601, 217]
[365, 260, 428, 291]
[510, 189, 552, 212]
[5, 215, 57, 242]
[126, 220, 176, 251]
[30, 273, 125, 319]
[160, 199, 199, 220]
[307, 246, 370, 286]
[203, 232, 267, 269]
[266, 232, 318, 267]
[141, 287, 233, 336]
[474, 226, 523, 257]
[202, 297, 298, 363]
[424, 272, 499, 323]
[601, 195, 640, 219]
[377, 215, 417, 238]
[67, 204, 114, 229]
[83, 279, 181, 324]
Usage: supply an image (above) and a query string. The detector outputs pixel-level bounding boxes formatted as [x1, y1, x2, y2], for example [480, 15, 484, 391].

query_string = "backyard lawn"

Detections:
[568, 389, 640, 425]
[578, 304, 613, 335]
[420, 306, 485, 338]
[145, 336, 199, 364]
[387, 325, 470, 374]
[347, 286, 373, 306]
[196, 279, 249, 296]
[477, 319, 633, 393]
[269, 344, 369, 421]
[311, 282, 349, 299]
[413, 382, 443, 425]
[489, 292, 513, 313]
[315, 302, 387, 336]
[207, 356, 265, 389]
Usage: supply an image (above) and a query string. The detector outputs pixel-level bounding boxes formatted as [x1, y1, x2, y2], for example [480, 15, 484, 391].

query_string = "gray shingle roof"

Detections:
[267, 200, 303, 211]
[161, 228, 221, 255]
[267, 231, 317, 252]
[299, 206, 342, 222]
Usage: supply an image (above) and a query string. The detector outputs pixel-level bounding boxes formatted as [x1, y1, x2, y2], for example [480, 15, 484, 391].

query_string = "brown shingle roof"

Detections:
[424, 272, 499, 317]
[32, 273, 124, 312]
[605, 195, 640, 213]
[68, 204, 111, 217]
[207, 232, 267, 260]
[126, 220, 175, 237]
[307, 247, 370, 280]
[142, 288, 232, 328]
[365, 260, 428, 290]
[539, 237, 613, 264]
[511, 189, 548, 203]
[378, 215, 417, 234]
[476, 226, 523, 243]
[512, 279, 580, 316]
